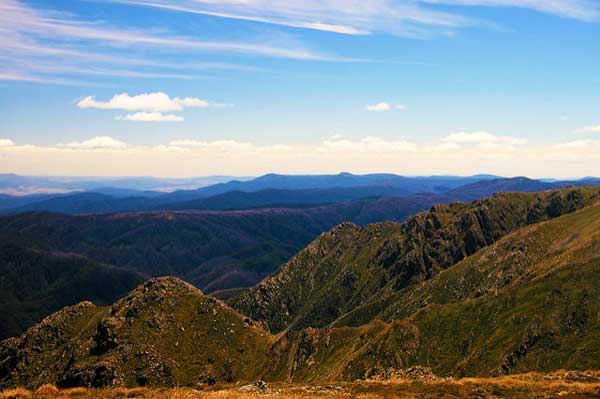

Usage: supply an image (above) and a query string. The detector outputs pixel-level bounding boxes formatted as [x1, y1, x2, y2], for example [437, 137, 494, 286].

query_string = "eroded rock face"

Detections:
[91, 318, 121, 355]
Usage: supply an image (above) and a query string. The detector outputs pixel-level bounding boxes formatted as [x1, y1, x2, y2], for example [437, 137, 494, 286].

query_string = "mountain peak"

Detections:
[133, 277, 202, 296]
[1, 276, 271, 389]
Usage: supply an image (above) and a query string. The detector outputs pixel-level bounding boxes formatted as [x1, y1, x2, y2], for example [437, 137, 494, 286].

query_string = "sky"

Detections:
[0, 0, 599, 178]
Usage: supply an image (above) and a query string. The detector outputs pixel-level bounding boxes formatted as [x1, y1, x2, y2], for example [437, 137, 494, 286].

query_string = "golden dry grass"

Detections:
[2, 373, 600, 399]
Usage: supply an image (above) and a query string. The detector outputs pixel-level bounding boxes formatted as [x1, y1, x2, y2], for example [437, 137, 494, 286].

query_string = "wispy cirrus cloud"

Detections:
[111, 0, 467, 38]
[112, 0, 372, 35]
[422, 0, 600, 22]
[110, 0, 600, 40]
[0, 0, 329, 59]
[3, 0, 597, 85]
[0, 0, 344, 85]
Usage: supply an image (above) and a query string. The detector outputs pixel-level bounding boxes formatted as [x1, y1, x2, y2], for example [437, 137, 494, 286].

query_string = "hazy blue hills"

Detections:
[156, 172, 500, 203]
[0, 173, 501, 214]
[0, 174, 246, 196]
[158, 186, 436, 211]
[3, 174, 599, 215]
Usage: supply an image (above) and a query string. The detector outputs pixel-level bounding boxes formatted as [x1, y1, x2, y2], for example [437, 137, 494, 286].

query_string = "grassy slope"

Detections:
[404, 202, 600, 376]
[266, 200, 600, 380]
[232, 187, 600, 333]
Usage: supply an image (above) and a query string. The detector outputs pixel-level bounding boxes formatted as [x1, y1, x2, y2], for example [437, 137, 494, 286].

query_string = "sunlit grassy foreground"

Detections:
[2, 372, 600, 399]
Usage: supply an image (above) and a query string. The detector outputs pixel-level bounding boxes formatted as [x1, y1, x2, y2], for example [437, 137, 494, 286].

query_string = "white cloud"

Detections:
[62, 136, 128, 149]
[2, 134, 600, 178]
[77, 92, 219, 112]
[0, 139, 15, 147]
[366, 102, 392, 112]
[442, 131, 528, 147]
[366, 102, 407, 112]
[77, 92, 230, 122]
[118, 112, 184, 122]
[575, 125, 600, 134]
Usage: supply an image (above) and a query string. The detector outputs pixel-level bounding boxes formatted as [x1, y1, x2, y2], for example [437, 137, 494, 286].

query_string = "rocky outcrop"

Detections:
[0, 278, 271, 389]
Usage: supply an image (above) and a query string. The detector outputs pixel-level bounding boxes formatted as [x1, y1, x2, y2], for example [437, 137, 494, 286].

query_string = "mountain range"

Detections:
[0, 195, 451, 339]
[1, 173, 599, 215]
[1, 176, 600, 340]
[0, 174, 248, 196]
[2, 186, 600, 388]
[0, 172, 497, 213]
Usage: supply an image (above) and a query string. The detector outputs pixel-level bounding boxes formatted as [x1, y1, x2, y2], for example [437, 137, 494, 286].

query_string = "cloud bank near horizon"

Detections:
[1, 132, 598, 179]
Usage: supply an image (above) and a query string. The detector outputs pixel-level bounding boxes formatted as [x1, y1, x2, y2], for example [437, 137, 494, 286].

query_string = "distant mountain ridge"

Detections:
[0, 172, 500, 213]
[4, 175, 599, 215]
[159, 172, 497, 201]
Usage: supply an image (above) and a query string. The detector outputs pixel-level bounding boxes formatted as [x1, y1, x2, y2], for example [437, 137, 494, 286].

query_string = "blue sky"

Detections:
[0, 0, 599, 178]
